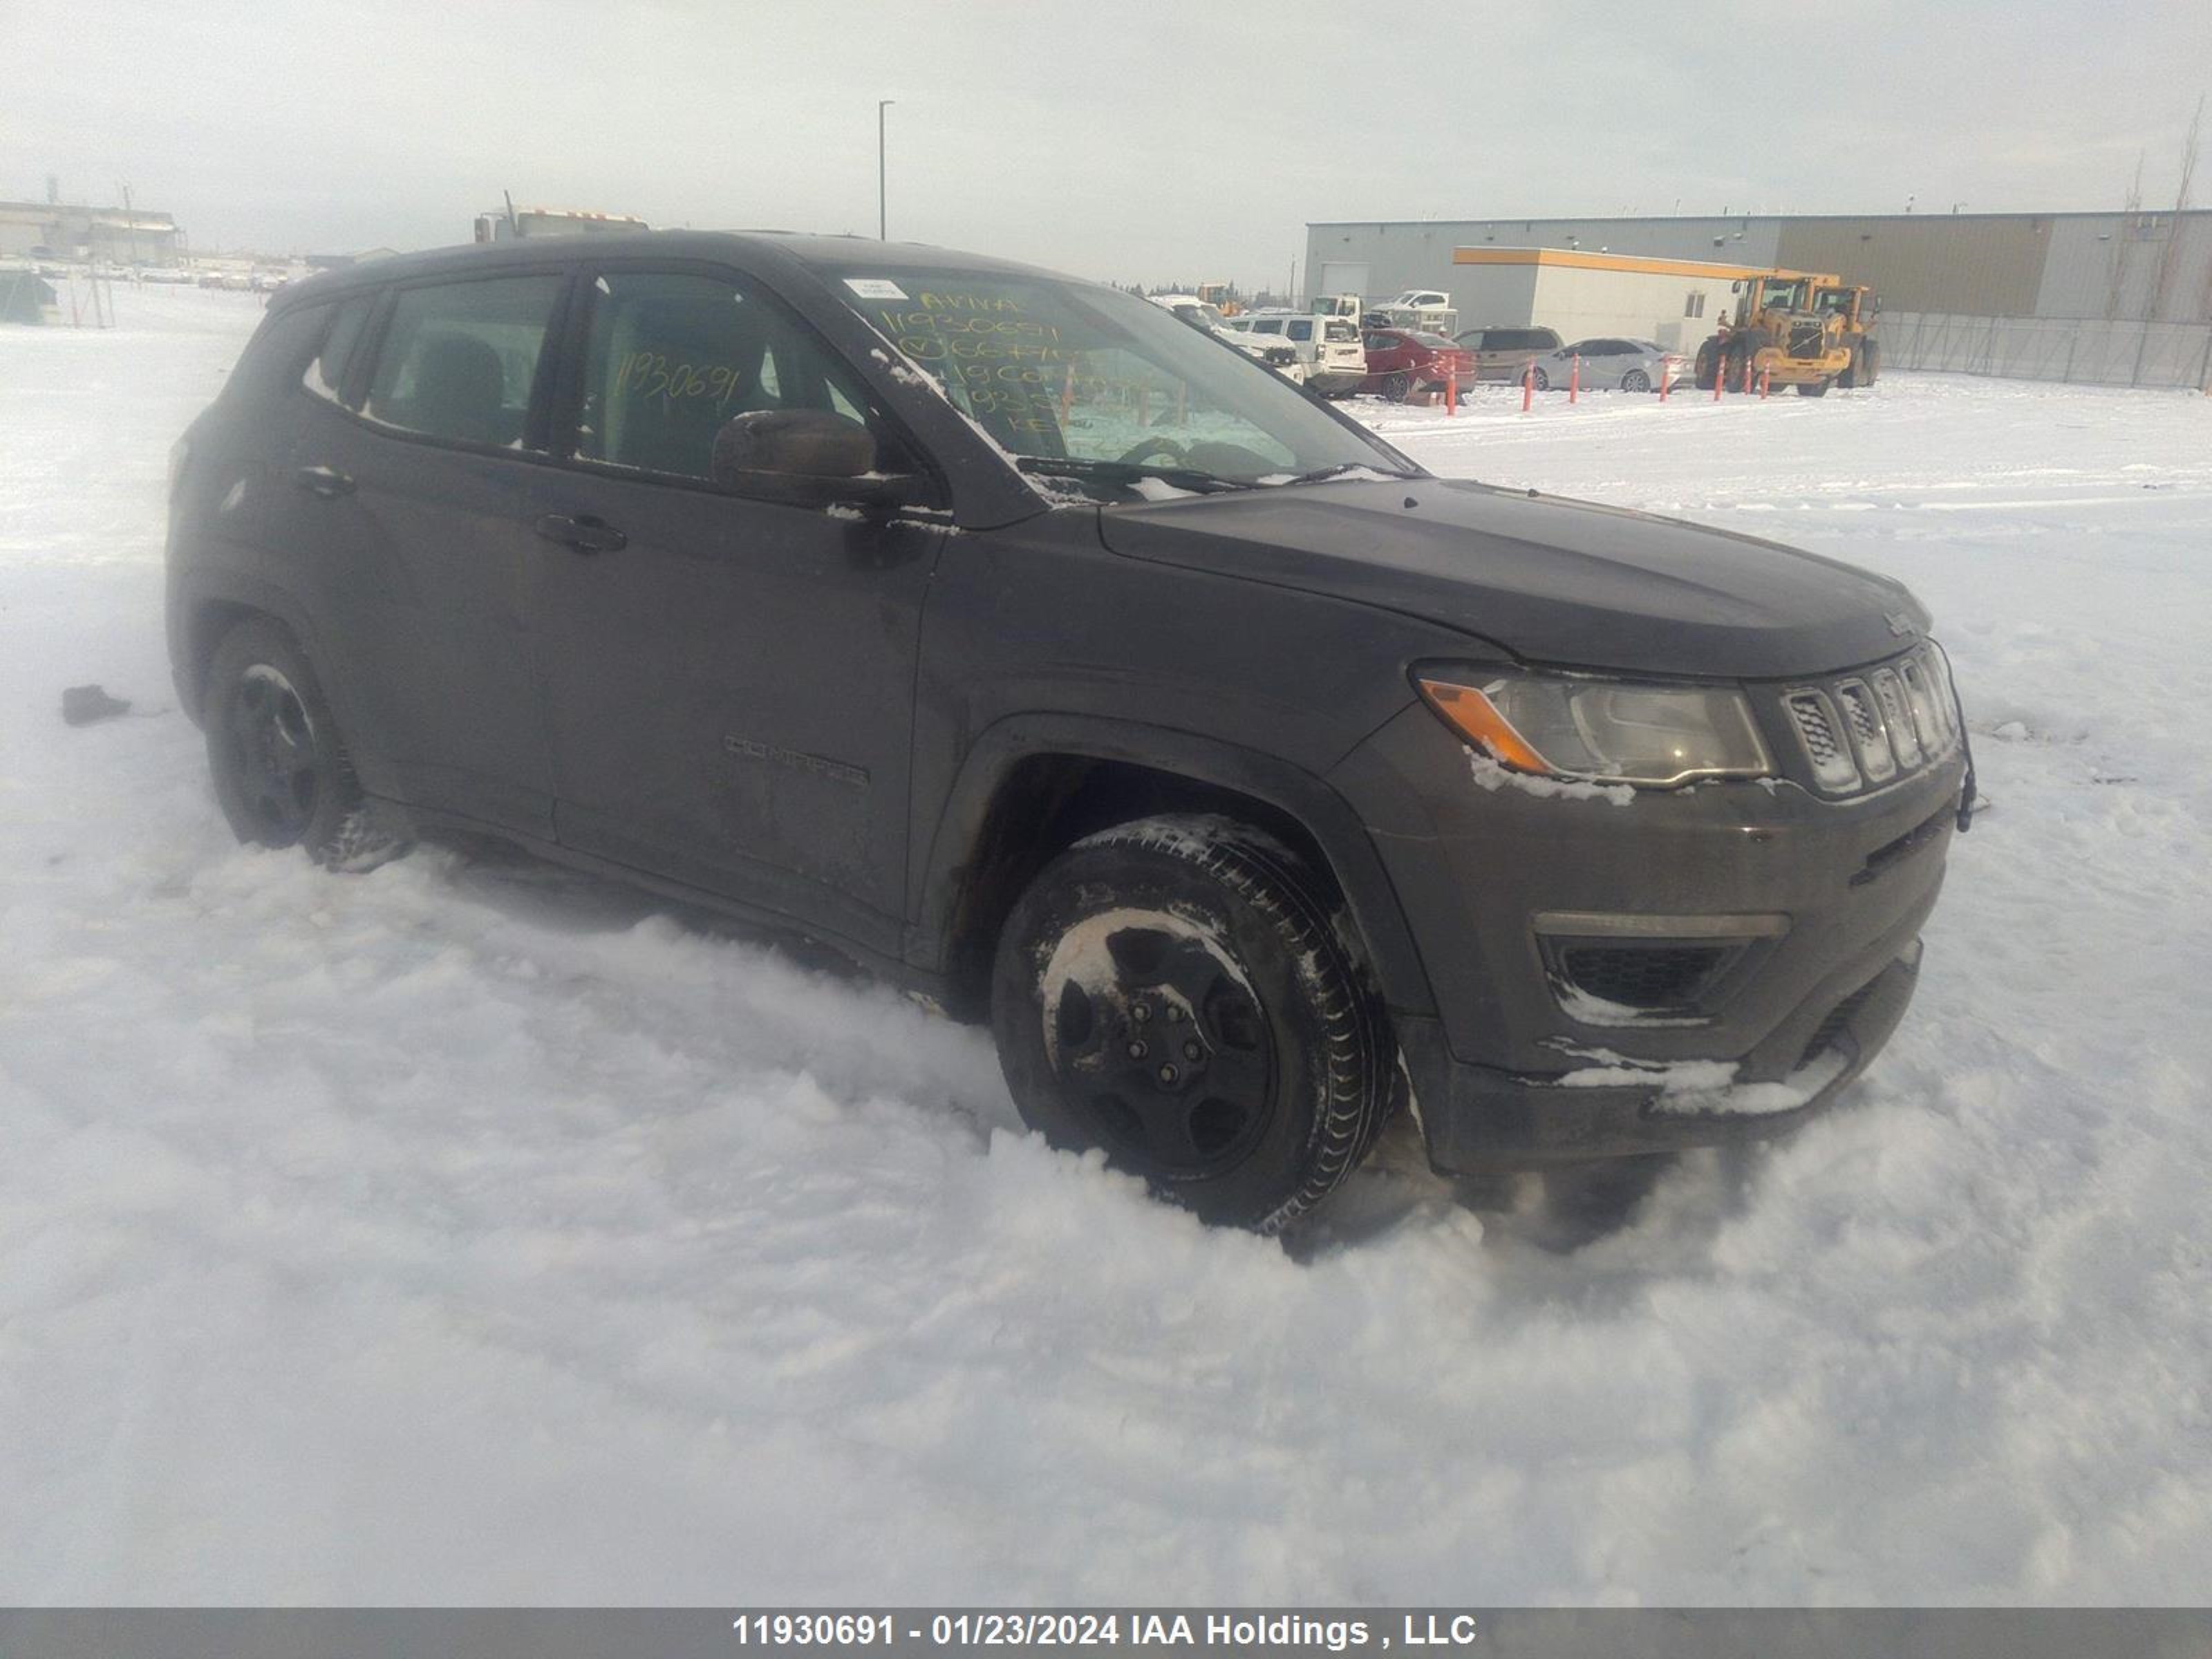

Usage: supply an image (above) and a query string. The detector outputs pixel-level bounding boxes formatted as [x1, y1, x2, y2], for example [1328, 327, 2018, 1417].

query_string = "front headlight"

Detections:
[1416, 668, 1774, 789]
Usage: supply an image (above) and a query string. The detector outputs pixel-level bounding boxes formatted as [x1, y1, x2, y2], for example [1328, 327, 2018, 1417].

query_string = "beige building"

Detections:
[0, 200, 184, 265]
[1445, 247, 1768, 351]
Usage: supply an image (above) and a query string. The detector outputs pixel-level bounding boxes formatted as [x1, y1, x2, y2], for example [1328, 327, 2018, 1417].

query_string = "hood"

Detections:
[1097, 478, 1928, 679]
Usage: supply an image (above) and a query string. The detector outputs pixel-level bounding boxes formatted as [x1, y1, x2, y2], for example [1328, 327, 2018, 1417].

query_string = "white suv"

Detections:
[1229, 310, 1367, 398]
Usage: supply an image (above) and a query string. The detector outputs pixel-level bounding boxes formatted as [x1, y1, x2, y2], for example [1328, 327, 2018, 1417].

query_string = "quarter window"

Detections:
[362, 275, 564, 449]
[303, 294, 376, 404]
[1286, 319, 1313, 341]
[230, 305, 328, 404]
[573, 270, 883, 482]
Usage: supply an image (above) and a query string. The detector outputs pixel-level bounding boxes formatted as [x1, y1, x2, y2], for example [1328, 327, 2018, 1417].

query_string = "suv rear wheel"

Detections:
[991, 815, 1397, 1232]
[204, 618, 400, 868]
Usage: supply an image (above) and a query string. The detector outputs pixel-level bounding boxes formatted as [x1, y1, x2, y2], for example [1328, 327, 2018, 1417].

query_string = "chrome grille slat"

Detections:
[1835, 679, 1897, 782]
[1870, 668, 1922, 767]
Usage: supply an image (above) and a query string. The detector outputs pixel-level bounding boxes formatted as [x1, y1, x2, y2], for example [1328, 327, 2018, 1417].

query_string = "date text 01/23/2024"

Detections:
[727, 1611, 1485, 1649]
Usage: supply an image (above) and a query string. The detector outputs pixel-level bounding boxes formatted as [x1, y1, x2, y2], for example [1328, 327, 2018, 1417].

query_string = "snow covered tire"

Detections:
[991, 814, 1396, 1232]
[204, 618, 401, 868]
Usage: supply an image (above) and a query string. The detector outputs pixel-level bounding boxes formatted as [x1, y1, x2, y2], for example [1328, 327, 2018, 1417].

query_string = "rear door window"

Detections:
[362, 274, 565, 449]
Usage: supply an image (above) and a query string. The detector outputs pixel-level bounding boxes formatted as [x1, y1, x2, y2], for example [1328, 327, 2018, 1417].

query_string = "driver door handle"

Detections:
[294, 465, 355, 499]
[534, 512, 628, 554]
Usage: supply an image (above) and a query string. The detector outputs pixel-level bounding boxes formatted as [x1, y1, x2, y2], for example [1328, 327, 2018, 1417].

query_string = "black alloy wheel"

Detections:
[1382, 371, 1412, 402]
[991, 816, 1398, 1232]
[225, 663, 321, 840]
[204, 617, 393, 865]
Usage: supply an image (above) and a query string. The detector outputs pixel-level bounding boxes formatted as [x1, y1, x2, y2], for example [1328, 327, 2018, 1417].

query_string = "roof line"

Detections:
[1309, 209, 2212, 227]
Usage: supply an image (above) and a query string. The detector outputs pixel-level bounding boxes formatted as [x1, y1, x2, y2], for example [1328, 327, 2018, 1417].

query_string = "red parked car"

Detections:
[1360, 328, 1477, 402]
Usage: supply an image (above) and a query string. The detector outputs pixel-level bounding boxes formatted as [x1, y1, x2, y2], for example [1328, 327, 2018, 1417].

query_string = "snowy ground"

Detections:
[3, 289, 2209, 1603]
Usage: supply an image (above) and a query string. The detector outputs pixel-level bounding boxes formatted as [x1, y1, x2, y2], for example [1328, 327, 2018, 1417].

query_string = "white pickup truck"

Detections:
[1315, 290, 1459, 339]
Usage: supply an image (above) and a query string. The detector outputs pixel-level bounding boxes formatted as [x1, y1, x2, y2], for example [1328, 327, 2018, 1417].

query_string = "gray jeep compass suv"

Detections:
[167, 232, 1970, 1231]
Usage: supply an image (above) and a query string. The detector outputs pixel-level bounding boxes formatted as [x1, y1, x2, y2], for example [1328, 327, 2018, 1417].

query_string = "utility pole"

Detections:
[878, 100, 895, 239]
[121, 182, 139, 271]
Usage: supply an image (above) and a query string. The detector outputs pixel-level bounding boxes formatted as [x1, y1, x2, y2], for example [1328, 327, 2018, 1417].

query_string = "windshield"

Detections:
[833, 268, 1409, 496]
[1755, 277, 1812, 312]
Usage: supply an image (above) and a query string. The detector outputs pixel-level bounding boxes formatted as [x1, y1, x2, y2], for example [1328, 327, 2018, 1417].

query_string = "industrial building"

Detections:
[1307, 211, 2212, 325]
[1309, 212, 2212, 388]
[0, 198, 184, 265]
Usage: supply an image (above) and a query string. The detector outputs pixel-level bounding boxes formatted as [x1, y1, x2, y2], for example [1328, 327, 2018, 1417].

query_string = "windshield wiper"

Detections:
[1015, 456, 1254, 495]
[1274, 462, 1423, 486]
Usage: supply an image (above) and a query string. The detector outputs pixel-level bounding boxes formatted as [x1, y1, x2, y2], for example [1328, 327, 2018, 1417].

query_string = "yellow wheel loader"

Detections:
[1694, 272, 1880, 395]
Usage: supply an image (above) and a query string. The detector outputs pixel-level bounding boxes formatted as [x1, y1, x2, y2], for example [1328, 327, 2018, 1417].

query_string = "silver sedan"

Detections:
[1528, 337, 1693, 393]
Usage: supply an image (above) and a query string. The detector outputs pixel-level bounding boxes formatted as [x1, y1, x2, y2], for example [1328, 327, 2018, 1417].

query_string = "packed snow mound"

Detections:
[3, 288, 2211, 1602]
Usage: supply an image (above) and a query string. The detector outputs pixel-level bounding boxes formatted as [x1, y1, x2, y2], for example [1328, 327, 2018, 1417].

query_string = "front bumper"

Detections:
[1332, 693, 1965, 1172]
[1396, 939, 1922, 1168]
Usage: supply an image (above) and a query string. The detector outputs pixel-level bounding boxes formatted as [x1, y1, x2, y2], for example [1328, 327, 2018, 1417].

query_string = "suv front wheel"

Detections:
[991, 815, 1397, 1232]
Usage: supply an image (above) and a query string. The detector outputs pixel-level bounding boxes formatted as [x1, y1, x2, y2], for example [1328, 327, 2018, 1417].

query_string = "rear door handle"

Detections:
[294, 465, 355, 499]
[534, 512, 628, 554]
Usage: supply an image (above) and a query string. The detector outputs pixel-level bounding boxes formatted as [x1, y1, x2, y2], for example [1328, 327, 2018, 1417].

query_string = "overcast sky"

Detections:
[5, 0, 2206, 285]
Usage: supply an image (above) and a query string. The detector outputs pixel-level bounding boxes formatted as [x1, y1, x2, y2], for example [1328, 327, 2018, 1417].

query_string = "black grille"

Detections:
[1561, 944, 1727, 1010]
[1788, 321, 1825, 357]
[1786, 693, 1842, 765]
[1799, 981, 1877, 1069]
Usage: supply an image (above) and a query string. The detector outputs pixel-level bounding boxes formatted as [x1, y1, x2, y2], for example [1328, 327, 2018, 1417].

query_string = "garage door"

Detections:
[1319, 262, 1370, 299]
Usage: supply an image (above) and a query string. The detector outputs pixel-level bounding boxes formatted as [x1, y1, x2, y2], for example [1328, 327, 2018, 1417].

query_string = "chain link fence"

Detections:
[1879, 311, 2212, 389]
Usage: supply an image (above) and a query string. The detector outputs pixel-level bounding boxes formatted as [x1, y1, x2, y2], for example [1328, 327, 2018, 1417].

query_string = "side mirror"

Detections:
[710, 409, 924, 510]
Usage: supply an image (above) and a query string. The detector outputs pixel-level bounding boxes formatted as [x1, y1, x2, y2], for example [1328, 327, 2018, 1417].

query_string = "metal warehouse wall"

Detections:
[1308, 212, 2212, 324]
[2034, 214, 2212, 321]
[1449, 263, 1544, 330]
[1774, 217, 2049, 317]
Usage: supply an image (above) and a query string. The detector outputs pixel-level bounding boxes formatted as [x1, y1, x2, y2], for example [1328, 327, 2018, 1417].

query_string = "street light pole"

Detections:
[878, 100, 894, 240]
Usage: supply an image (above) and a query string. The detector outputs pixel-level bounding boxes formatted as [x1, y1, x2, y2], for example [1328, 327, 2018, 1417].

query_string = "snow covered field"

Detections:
[3, 289, 2209, 1603]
